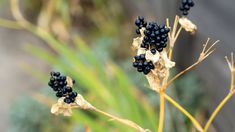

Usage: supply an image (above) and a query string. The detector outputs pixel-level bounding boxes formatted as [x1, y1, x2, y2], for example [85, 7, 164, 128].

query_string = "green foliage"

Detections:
[0, 1, 207, 131]
[8, 95, 71, 132]
[2, 21, 207, 131]
[22, 24, 158, 131]
[165, 71, 207, 132]
[174, 72, 207, 113]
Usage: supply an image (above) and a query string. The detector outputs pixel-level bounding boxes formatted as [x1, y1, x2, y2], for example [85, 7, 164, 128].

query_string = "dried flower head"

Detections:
[132, 16, 175, 91]
[132, 54, 155, 75]
[179, 17, 197, 34]
[145, 50, 175, 77]
[48, 71, 93, 116]
[51, 97, 74, 116]
[134, 16, 170, 53]
[51, 94, 94, 116]
[48, 71, 77, 104]
[132, 17, 174, 75]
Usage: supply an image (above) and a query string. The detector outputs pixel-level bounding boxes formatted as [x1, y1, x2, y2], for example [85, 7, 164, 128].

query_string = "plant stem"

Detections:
[231, 71, 234, 91]
[165, 60, 200, 89]
[93, 107, 148, 132]
[163, 93, 203, 132]
[158, 92, 165, 132]
[230, 58, 234, 91]
[203, 91, 234, 132]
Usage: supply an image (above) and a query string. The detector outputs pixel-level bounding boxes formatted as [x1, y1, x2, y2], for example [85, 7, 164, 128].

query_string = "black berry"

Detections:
[48, 71, 78, 104]
[134, 16, 147, 31]
[134, 17, 170, 53]
[64, 97, 72, 104]
[132, 54, 155, 75]
[179, 0, 194, 16]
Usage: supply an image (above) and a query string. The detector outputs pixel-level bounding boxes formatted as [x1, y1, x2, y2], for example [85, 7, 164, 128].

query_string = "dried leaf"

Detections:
[179, 17, 197, 34]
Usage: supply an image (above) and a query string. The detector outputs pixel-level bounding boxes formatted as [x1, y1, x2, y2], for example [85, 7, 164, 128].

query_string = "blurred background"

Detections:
[0, 0, 234, 132]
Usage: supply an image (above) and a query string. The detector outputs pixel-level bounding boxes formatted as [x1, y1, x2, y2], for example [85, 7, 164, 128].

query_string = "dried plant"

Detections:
[1, 0, 234, 131]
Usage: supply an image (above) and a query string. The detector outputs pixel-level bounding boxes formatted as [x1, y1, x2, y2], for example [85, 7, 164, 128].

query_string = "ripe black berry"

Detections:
[48, 71, 78, 104]
[64, 97, 72, 104]
[132, 54, 155, 75]
[134, 16, 170, 53]
[56, 91, 63, 97]
[136, 28, 141, 34]
[179, 0, 194, 16]
[151, 49, 156, 54]
[135, 16, 147, 34]
[69, 92, 78, 98]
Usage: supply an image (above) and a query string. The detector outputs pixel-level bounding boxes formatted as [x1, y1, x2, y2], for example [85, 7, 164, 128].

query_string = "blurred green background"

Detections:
[0, 0, 234, 132]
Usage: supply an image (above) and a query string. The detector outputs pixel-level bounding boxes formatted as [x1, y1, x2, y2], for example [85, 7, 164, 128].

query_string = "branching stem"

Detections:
[163, 93, 203, 132]
[8, 2, 235, 132]
[203, 90, 234, 131]
[166, 60, 200, 88]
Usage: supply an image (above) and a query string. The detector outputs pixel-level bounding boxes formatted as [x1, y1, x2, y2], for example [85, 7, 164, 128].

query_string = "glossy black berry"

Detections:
[137, 68, 143, 72]
[48, 81, 53, 87]
[48, 71, 78, 104]
[56, 91, 63, 97]
[157, 47, 163, 52]
[179, 0, 194, 16]
[65, 86, 73, 93]
[132, 54, 155, 75]
[140, 54, 145, 60]
[151, 49, 156, 54]
[133, 62, 138, 67]
[136, 29, 140, 34]
[69, 92, 78, 98]
[54, 72, 60, 77]
[64, 97, 72, 104]
[143, 67, 151, 75]
[134, 55, 141, 60]
[134, 17, 170, 53]
[134, 16, 147, 31]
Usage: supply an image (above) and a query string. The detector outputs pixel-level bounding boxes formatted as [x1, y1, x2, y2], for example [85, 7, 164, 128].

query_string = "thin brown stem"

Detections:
[165, 39, 218, 90]
[165, 60, 200, 89]
[93, 107, 148, 132]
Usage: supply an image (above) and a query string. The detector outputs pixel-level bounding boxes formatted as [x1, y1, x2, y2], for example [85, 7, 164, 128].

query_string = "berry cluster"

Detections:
[135, 16, 147, 34]
[142, 22, 170, 53]
[179, 0, 194, 16]
[132, 54, 155, 75]
[135, 16, 170, 54]
[48, 71, 77, 104]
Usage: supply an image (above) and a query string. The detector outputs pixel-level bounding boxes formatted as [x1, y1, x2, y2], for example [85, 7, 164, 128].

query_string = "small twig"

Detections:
[167, 16, 182, 60]
[172, 16, 179, 38]
[225, 53, 235, 91]
[166, 60, 200, 88]
[174, 26, 183, 43]
[198, 39, 219, 61]
[165, 39, 218, 89]
[204, 53, 235, 131]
